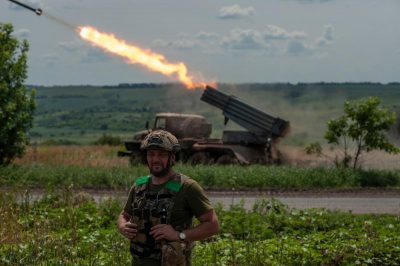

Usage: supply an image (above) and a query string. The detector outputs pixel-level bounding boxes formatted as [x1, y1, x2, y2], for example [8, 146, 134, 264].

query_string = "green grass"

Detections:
[1, 164, 399, 189]
[1, 190, 399, 265]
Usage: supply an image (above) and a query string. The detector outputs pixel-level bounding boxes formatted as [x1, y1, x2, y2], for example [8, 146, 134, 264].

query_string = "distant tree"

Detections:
[94, 134, 121, 146]
[325, 96, 399, 169]
[0, 23, 36, 165]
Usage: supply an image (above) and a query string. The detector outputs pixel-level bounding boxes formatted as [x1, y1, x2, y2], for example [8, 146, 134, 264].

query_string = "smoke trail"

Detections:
[43, 13, 76, 31]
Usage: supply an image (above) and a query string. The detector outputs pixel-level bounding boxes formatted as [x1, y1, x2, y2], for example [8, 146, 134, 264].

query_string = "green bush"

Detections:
[0, 23, 36, 165]
[358, 169, 399, 187]
[94, 134, 122, 146]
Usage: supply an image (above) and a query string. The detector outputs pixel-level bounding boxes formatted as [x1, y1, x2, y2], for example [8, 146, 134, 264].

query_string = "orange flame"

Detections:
[79, 26, 206, 89]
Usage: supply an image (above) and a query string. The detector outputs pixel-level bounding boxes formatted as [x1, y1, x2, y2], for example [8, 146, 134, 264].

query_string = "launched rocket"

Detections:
[8, 0, 42, 16]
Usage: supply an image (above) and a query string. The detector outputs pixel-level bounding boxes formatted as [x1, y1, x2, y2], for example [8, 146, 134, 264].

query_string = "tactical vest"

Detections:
[130, 174, 192, 262]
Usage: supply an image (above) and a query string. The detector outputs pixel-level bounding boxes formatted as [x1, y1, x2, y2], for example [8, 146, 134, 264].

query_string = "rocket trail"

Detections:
[8, 0, 42, 16]
[7, 0, 209, 88]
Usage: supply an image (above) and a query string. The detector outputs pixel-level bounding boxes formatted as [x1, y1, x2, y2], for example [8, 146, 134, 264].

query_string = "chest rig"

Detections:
[130, 174, 188, 259]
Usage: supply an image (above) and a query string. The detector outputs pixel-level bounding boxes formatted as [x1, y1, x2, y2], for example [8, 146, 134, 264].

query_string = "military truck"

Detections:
[118, 86, 290, 165]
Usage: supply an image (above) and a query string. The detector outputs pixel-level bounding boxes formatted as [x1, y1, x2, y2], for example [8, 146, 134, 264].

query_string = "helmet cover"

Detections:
[140, 130, 180, 153]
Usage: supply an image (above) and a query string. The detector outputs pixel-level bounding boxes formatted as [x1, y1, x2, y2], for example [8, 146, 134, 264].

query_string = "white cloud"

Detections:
[218, 5, 255, 19]
[286, 25, 334, 55]
[263, 25, 307, 40]
[170, 39, 196, 50]
[221, 28, 266, 50]
[316, 38, 329, 47]
[284, 24, 335, 55]
[287, 40, 314, 55]
[150, 24, 332, 57]
[316, 25, 334, 47]
[195, 32, 218, 40]
[323, 24, 334, 41]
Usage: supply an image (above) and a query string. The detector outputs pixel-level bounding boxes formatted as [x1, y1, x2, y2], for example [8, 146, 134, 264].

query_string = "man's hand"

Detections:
[150, 224, 179, 241]
[118, 221, 138, 240]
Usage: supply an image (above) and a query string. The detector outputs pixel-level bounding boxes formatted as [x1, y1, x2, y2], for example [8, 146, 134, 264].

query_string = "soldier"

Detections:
[117, 130, 219, 266]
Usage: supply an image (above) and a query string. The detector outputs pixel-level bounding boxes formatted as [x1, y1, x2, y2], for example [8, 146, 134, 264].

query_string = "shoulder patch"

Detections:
[135, 175, 150, 186]
[165, 180, 183, 193]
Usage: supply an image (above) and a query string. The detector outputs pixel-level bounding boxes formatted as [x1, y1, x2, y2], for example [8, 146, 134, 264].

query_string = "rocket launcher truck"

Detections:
[118, 85, 290, 165]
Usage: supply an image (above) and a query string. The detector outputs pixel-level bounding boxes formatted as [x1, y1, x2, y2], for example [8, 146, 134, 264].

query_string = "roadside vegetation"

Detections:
[1, 145, 399, 189]
[0, 165, 400, 190]
[1, 190, 399, 265]
[1, 163, 400, 190]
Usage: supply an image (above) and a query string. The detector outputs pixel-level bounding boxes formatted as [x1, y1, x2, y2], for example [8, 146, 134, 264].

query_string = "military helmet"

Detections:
[140, 130, 180, 153]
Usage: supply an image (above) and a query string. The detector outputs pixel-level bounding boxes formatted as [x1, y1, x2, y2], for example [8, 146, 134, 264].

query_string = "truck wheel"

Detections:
[216, 155, 238, 165]
[188, 152, 210, 165]
[129, 152, 142, 166]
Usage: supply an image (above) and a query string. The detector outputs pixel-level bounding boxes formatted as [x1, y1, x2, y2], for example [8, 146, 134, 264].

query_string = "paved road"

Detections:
[85, 189, 400, 214]
[6, 188, 400, 214]
[209, 195, 400, 214]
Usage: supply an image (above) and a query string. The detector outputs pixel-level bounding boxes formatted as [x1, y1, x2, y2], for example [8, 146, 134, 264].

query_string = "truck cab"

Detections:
[152, 113, 211, 139]
[118, 113, 212, 164]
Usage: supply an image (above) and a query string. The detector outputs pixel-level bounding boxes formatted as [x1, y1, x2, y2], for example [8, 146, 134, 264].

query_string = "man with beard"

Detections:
[117, 130, 219, 266]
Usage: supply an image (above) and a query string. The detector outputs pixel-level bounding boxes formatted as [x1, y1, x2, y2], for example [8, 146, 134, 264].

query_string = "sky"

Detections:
[1, 0, 400, 86]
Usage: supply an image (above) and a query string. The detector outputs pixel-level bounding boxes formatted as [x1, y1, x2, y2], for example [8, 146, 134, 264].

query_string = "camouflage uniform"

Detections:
[129, 174, 193, 265]
[123, 130, 213, 266]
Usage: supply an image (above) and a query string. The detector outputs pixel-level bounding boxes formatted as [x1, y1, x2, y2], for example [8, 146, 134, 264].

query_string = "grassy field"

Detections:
[1, 145, 399, 189]
[1, 189, 399, 265]
[29, 83, 400, 146]
[2, 163, 400, 190]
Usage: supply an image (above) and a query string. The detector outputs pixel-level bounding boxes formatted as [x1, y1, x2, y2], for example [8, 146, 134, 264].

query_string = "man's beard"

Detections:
[150, 164, 171, 177]
[149, 159, 171, 177]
